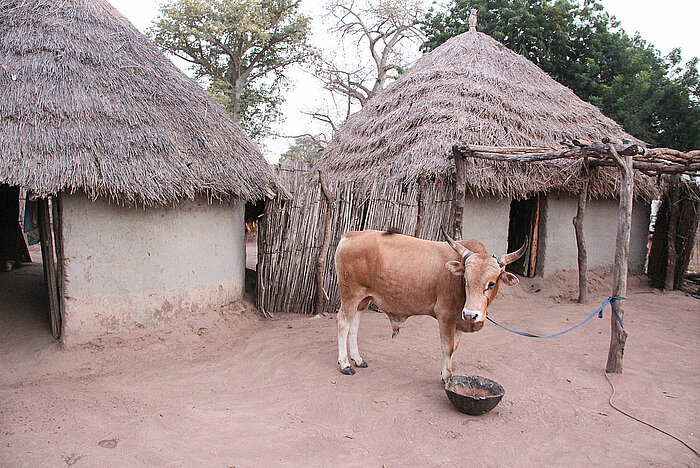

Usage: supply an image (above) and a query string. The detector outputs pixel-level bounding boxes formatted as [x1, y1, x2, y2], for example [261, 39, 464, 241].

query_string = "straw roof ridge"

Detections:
[316, 30, 657, 199]
[0, 0, 281, 205]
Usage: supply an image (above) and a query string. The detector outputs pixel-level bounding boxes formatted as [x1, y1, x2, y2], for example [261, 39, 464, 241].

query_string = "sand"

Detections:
[1, 262, 698, 467]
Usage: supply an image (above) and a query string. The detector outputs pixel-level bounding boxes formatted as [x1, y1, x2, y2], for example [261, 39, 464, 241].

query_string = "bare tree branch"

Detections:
[318, 0, 424, 108]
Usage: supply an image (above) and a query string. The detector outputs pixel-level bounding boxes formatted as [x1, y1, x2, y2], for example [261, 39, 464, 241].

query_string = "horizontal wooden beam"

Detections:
[453, 142, 700, 176]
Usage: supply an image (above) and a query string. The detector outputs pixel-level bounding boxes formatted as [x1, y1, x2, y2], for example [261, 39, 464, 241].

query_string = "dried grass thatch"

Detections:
[0, 0, 281, 206]
[317, 30, 657, 199]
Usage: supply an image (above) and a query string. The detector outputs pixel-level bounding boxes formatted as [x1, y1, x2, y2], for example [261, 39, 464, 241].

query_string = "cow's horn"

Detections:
[440, 227, 470, 258]
[499, 236, 529, 266]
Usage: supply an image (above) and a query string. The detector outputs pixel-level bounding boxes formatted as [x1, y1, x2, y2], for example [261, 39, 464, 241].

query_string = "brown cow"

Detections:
[335, 229, 527, 381]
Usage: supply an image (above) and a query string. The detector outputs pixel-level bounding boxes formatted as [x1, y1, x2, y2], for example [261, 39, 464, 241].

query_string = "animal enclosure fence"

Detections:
[256, 160, 456, 316]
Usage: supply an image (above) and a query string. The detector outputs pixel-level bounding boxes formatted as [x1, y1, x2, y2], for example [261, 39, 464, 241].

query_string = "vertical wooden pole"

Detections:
[573, 166, 590, 303]
[606, 146, 633, 374]
[451, 146, 467, 237]
[675, 185, 700, 290]
[51, 195, 65, 336]
[527, 195, 541, 277]
[415, 174, 425, 238]
[315, 170, 335, 315]
[38, 198, 61, 340]
[664, 174, 680, 291]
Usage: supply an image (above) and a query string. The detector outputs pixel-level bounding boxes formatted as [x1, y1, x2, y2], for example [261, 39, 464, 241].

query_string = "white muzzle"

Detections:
[462, 309, 483, 322]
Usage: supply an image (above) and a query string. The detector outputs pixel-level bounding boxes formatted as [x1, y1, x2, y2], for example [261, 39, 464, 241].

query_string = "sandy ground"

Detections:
[1, 260, 699, 467]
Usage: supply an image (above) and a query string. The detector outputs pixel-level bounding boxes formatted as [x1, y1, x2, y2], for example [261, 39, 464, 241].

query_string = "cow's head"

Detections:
[442, 229, 528, 332]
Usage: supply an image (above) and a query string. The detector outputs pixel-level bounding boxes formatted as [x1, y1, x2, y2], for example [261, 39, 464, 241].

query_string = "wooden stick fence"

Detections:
[257, 161, 456, 316]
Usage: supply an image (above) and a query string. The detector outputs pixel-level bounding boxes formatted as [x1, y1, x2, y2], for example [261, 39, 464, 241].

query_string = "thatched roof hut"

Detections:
[0, 0, 280, 206]
[316, 29, 655, 200]
[0, 0, 281, 345]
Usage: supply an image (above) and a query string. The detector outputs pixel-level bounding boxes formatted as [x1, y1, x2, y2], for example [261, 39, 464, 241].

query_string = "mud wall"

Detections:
[461, 196, 511, 255]
[59, 193, 244, 346]
[539, 192, 650, 275]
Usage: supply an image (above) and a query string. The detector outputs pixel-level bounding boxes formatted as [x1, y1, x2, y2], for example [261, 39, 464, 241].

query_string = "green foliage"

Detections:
[149, 0, 314, 140]
[422, 0, 700, 150]
[280, 136, 323, 162]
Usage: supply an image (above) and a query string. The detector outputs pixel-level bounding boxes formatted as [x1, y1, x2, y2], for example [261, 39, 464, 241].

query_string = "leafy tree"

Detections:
[280, 135, 324, 162]
[422, 0, 700, 150]
[149, 0, 314, 139]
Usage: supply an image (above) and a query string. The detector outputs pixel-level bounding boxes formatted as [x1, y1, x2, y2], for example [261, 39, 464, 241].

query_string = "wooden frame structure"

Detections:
[453, 140, 700, 373]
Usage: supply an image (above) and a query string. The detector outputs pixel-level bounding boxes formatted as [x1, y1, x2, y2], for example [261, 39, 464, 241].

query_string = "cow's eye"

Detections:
[486, 281, 495, 291]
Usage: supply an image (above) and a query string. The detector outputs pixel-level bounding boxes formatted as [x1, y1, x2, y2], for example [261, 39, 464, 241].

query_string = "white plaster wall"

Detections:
[59, 193, 245, 346]
[461, 196, 510, 255]
[539, 192, 650, 276]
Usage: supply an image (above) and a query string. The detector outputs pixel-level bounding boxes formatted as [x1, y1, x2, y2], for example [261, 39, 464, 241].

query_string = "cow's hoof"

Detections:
[355, 361, 368, 368]
[340, 366, 356, 375]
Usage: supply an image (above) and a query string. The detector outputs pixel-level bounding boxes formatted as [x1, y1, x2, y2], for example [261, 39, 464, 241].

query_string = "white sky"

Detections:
[108, 0, 700, 162]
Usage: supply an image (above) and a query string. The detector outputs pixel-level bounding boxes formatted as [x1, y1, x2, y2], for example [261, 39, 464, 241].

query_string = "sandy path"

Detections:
[1, 265, 698, 467]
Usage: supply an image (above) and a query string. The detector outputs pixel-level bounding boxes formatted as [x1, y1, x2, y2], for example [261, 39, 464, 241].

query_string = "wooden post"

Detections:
[572, 166, 590, 303]
[315, 170, 335, 315]
[528, 195, 541, 276]
[675, 184, 700, 290]
[52, 195, 66, 336]
[664, 175, 680, 291]
[451, 146, 467, 237]
[606, 146, 633, 374]
[38, 198, 61, 339]
[415, 174, 426, 238]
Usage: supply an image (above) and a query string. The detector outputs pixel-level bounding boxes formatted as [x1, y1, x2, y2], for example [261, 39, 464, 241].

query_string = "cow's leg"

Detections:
[453, 331, 463, 352]
[348, 309, 367, 368]
[337, 298, 362, 375]
[438, 319, 456, 382]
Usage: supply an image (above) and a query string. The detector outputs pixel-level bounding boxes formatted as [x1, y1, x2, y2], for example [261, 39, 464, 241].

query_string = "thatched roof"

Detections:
[316, 30, 657, 199]
[0, 0, 281, 206]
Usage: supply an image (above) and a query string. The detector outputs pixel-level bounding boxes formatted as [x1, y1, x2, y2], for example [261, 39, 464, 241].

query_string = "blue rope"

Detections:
[486, 296, 625, 339]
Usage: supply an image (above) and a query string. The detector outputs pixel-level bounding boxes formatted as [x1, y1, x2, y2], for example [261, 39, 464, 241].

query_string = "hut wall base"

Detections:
[59, 193, 245, 346]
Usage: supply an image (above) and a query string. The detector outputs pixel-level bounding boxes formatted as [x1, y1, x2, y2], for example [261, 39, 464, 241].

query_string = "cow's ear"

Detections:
[445, 261, 464, 276]
[499, 271, 519, 286]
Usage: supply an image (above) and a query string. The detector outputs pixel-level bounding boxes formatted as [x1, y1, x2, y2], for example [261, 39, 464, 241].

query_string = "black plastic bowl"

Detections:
[444, 375, 505, 415]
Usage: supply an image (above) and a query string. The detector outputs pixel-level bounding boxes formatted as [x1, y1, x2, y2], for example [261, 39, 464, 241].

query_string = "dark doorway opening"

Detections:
[0, 185, 62, 339]
[507, 194, 541, 277]
[244, 200, 266, 296]
[0, 184, 31, 267]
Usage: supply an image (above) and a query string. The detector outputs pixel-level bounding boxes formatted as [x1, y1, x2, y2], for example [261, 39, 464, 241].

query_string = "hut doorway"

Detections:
[506, 194, 541, 277]
[0, 185, 63, 340]
[244, 200, 265, 296]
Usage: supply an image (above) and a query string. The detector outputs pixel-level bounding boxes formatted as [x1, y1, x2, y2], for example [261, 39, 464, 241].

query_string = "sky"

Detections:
[107, 0, 700, 162]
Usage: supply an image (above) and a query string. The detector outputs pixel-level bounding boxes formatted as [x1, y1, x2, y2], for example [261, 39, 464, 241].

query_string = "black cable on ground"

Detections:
[604, 371, 699, 457]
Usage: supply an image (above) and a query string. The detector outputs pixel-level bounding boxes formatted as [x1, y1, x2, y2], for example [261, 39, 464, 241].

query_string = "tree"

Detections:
[149, 0, 314, 139]
[321, 0, 425, 108]
[422, 0, 700, 151]
[280, 135, 324, 162]
[302, 0, 424, 139]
